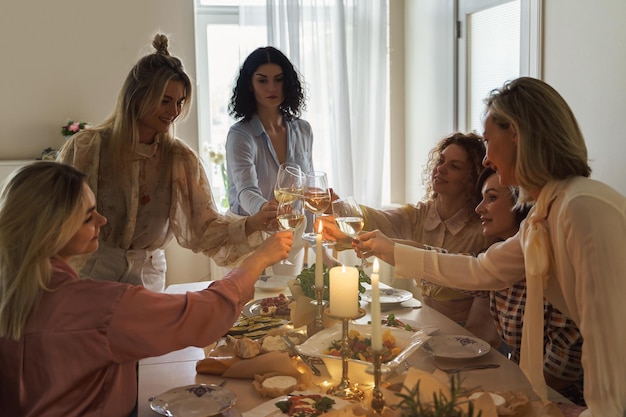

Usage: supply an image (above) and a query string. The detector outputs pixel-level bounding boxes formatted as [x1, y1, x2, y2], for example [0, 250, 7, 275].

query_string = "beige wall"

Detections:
[0, 0, 211, 285]
[542, 0, 626, 193]
[1, 0, 198, 160]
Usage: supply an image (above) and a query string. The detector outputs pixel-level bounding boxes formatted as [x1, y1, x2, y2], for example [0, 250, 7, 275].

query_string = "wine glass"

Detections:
[274, 163, 304, 204]
[303, 171, 331, 242]
[331, 196, 371, 269]
[276, 197, 305, 265]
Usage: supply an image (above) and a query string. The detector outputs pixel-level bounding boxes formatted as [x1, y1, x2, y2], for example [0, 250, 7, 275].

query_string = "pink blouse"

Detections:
[0, 258, 254, 417]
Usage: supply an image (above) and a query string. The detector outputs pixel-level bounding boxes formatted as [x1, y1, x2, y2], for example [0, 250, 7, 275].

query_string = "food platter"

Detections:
[149, 384, 237, 417]
[422, 335, 491, 359]
[379, 315, 439, 335]
[226, 315, 287, 339]
[242, 295, 292, 318]
[360, 288, 413, 305]
[242, 391, 348, 417]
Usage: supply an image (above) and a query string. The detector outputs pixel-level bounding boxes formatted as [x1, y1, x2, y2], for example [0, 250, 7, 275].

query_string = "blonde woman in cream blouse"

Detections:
[357, 77, 626, 417]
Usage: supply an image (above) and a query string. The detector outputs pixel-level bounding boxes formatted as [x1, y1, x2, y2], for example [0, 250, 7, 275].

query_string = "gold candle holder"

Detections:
[370, 351, 385, 414]
[308, 286, 327, 336]
[324, 307, 367, 401]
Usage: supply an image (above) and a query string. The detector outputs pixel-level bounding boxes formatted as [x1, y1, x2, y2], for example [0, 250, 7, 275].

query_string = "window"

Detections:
[194, 1, 390, 209]
[194, 1, 267, 211]
[457, 0, 542, 133]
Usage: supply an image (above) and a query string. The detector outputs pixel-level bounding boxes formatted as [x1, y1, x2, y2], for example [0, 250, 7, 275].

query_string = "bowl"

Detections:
[297, 323, 430, 385]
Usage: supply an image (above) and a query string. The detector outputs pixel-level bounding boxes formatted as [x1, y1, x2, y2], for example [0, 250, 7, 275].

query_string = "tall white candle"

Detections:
[370, 258, 382, 351]
[329, 266, 359, 317]
[315, 221, 324, 288]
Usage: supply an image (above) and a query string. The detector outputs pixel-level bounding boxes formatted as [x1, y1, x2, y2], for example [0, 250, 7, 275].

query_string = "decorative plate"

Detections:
[360, 288, 413, 304]
[254, 275, 292, 292]
[242, 391, 348, 417]
[149, 384, 237, 417]
[422, 335, 491, 359]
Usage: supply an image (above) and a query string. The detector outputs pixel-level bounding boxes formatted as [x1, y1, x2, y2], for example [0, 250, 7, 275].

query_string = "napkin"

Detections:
[288, 280, 316, 328]
[196, 351, 301, 379]
[288, 280, 339, 329]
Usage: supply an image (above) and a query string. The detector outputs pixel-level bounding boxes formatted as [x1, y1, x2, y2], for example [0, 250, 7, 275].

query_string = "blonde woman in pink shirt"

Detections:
[0, 162, 293, 417]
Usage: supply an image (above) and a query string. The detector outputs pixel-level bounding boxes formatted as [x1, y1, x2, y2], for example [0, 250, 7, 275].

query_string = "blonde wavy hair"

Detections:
[0, 162, 87, 340]
[485, 77, 591, 203]
[83, 33, 193, 173]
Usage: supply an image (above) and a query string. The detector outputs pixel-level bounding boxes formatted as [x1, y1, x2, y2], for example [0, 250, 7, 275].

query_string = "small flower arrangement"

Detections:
[202, 142, 230, 209]
[61, 119, 90, 137]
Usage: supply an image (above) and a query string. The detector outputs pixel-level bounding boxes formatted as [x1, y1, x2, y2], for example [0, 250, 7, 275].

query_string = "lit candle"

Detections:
[370, 258, 382, 351]
[315, 221, 324, 288]
[329, 265, 359, 317]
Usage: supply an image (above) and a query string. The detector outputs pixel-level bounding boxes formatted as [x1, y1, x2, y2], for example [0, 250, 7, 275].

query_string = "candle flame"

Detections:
[317, 219, 323, 234]
[373, 258, 379, 273]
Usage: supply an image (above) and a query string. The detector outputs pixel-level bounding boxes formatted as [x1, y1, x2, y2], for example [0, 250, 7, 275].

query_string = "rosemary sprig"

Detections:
[394, 374, 481, 417]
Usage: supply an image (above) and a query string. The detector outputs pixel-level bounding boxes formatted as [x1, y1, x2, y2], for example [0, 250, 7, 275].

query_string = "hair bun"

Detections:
[152, 34, 170, 56]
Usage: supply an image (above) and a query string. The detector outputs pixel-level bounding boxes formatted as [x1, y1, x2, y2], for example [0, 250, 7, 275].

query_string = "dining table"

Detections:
[137, 278, 569, 417]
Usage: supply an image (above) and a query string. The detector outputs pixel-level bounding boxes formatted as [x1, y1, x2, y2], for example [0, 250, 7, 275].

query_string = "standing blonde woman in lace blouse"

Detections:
[58, 34, 275, 292]
[358, 77, 626, 417]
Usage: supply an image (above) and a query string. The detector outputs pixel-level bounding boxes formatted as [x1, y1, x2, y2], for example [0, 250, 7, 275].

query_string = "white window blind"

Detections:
[466, 0, 520, 132]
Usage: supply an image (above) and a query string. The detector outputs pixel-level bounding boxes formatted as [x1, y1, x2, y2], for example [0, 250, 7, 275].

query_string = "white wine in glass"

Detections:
[335, 216, 364, 237]
[276, 197, 305, 265]
[303, 171, 331, 214]
[274, 163, 304, 204]
[332, 196, 371, 269]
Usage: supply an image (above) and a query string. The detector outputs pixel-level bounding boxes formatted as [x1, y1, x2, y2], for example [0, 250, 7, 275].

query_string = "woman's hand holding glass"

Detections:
[276, 197, 305, 265]
[353, 230, 396, 266]
[331, 196, 371, 269]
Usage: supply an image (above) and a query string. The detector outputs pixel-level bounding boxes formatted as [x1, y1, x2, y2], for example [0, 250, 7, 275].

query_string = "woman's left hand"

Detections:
[247, 201, 279, 233]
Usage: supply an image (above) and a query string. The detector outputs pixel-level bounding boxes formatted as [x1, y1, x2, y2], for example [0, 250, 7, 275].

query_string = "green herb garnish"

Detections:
[395, 374, 481, 417]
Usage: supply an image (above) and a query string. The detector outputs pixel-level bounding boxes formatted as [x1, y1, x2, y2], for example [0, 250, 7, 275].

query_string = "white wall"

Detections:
[0, 0, 211, 285]
[542, 0, 626, 195]
[404, 0, 457, 204]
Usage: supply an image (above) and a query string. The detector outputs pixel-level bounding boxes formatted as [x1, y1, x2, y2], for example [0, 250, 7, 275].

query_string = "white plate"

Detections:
[254, 275, 291, 292]
[301, 232, 336, 247]
[361, 288, 413, 304]
[149, 384, 237, 417]
[422, 335, 491, 359]
[242, 391, 348, 417]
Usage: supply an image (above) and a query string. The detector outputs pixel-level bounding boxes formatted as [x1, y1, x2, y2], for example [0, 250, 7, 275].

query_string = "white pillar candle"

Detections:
[315, 221, 324, 288]
[329, 265, 359, 317]
[370, 258, 382, 351]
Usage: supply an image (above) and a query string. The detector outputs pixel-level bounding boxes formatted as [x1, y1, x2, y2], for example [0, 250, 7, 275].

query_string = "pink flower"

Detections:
[69, 122, 81, 132]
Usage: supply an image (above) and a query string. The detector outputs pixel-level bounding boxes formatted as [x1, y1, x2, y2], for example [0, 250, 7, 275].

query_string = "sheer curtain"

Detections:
[242, 0, 388, 207]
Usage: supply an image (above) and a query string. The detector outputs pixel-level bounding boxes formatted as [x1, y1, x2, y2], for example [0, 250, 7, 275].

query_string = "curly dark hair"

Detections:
[422, 132, 486, 208]
[228, 46, 306, 121]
